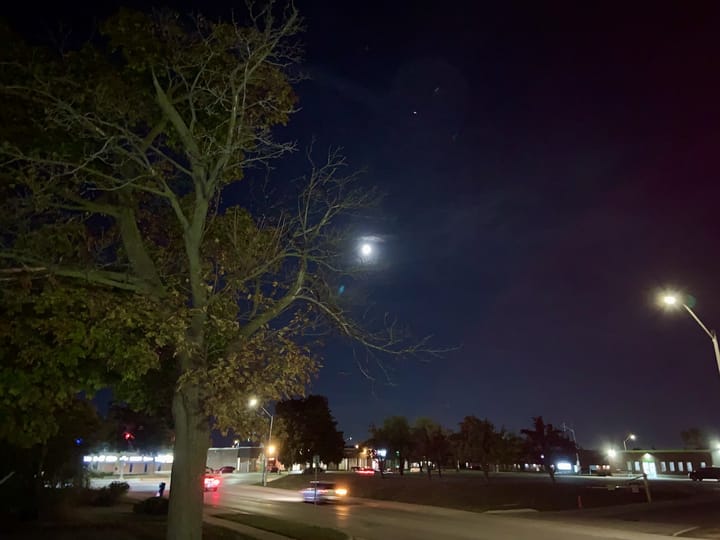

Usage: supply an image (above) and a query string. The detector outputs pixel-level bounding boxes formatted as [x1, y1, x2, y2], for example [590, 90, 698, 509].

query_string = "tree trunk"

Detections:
[167, 382, 210, 540]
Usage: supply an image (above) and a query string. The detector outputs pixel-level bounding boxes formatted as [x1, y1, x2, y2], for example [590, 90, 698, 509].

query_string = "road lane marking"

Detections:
[673, 526, 700, 537]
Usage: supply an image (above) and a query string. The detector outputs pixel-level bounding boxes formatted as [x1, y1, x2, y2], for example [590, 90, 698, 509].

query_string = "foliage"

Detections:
[97, 403, 174, 454]
[520, 416, 576, 482]
[369, 416, 412, 475]
[453, 416, 504, 480]
[274, 395, 344, 468]
[0, 4, 436, 539]
[680, 427, 708, 450]
[39, 398, 104, 488]
[134, 495, 169, 515]
[88, 481, 130, 506]
[0, 283, 175, 447]
[411, 418, 451, 478]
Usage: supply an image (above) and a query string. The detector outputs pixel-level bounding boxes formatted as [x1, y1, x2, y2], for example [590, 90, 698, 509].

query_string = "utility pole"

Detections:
[562, 422, 581, 473]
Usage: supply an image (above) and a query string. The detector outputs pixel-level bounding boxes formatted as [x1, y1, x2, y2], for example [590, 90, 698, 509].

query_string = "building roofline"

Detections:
[620, 449, 712, 453]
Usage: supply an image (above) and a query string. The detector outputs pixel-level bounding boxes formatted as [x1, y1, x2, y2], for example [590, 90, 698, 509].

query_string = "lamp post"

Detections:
[249, 398, 273, 487]
[561, 422, 580, 473]
[623, 433, 636, 451]
[661, 293, 720, 376]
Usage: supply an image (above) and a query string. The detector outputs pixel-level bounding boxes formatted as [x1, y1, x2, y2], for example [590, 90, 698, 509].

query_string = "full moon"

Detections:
[360, 243, 373, 256]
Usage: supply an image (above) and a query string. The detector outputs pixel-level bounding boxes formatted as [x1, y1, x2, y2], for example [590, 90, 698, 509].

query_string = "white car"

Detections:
[301, 481, 347, 503]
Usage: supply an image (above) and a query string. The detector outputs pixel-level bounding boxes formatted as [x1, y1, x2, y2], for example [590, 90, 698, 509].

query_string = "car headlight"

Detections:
[335, 488, 347, 496]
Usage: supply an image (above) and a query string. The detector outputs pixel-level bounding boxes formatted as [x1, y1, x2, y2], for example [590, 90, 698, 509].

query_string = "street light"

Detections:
[623, 433, 636, 451]
[248, 398, 273, 487]
[660, 292, 720, 376]
[561, 422, 580, 473]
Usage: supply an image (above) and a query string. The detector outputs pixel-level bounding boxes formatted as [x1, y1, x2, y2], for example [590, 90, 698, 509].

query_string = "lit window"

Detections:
[660, 462, 667, 472]
[701, 462, 707, 468]
[669, 462, 675, 472]
[687, 462, 692, 472]
[634, 461, 641, 472]
[678, 462, 684, 472]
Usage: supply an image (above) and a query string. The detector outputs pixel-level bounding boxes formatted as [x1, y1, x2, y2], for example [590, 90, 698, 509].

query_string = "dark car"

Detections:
[689, 467, 720, 481]
[217, 466, 236, 474]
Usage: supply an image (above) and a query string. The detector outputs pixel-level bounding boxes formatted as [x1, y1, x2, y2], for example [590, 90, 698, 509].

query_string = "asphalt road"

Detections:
[107, 474, 720, 539]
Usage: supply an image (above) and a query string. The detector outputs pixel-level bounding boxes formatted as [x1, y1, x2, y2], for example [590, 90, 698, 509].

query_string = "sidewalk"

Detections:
[124, 490, 294, 540]
[204, 513, 291, 540]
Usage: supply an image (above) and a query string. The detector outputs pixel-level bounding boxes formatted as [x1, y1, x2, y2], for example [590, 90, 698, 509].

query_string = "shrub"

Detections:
[89, 482, 130, 506]
[108, 482, 130, 495]
[133, 496, 169, 515]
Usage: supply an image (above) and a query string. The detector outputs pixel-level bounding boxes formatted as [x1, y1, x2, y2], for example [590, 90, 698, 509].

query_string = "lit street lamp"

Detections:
[623, 433, 636, 451]
[661, 292, 720, 376]
[249, 398, 274, 487]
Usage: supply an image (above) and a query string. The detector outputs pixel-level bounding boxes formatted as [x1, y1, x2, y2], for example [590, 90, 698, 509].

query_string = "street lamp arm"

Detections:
[259, 406, 272, 418]
[683, 304, 716, 340]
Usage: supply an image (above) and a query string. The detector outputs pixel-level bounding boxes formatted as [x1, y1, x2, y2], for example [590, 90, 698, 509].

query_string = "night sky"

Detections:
[8, 1, 720, 450]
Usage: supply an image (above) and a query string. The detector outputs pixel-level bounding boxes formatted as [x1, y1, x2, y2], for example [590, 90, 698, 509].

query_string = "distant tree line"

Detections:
[267, 396, 580, 483]
[367, 415, 578, 482]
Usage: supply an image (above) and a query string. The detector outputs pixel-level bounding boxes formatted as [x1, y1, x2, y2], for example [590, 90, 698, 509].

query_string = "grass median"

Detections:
[214, 513, 348, 540]
[269, 471, 700, 512]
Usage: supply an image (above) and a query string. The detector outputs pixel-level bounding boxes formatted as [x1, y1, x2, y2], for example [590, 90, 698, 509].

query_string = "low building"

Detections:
[83, 451, 175, 475]
[334, 446, 373, 471]
[83, 444, 264, 476]
[610, 449, 715, 478]
[206, 445, 263, 473]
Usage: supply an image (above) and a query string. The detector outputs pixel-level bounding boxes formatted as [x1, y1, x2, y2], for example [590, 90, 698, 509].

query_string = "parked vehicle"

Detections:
[216, 466, 236, 474]
[301, 481, 347, 503]
[689, 467, 720, 481]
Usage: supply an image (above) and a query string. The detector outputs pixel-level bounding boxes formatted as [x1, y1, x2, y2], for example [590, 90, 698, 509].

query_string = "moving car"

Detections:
[301, 481, 347, 503]
[203, 473, 221, 491]
[689, 467, 720, 481]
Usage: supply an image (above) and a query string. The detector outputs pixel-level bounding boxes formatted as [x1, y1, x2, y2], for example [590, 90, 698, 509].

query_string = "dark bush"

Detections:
[89, 482, 130, 506]
[108, 481, 130, 495]
[133, 496, 169, 515]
